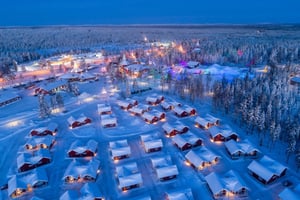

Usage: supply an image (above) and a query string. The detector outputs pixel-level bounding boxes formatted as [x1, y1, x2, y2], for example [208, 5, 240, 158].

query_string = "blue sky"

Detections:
[0, 0, 300, 26]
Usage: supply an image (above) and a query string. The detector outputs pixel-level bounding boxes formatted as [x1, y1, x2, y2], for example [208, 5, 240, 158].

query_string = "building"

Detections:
[80, 183, 105, 200]
[225, 139, 259, 159]
[248, 155, 287, 184]
[151, 156, 179, 181]
[0, 91, 21, 107]
[17, 149, 51, 172]
[116, 162, 143, 192]
[165, 188, 194, 200]
[173, 105, 196, 117]
[34, 80, 67, 95]
[172, 131, 202, 151]
[59, 72, 80, 82]
[141, 112, 159, 124]
[128, 104, 151, 116]
[195, 114, 220, 129]
[162, 121, 189, 137]
[205, 170, 249, 199]
[63, 159, 100, 183]
[109, 139, 131, 161]
[8, 169, 48, 199]
[25, 135, 55, 151]
[209, 126, 239, 142]
[185, 147, 220, 170]
[145, 94, 164, 105]
[278, 184, 300, 200]
[97, 103, 112, 115]
[140, 133, 163, 153]
[100, 114, 117, 128]
[67, 114, 92, 129]
[161, 101, 181, 111]
[30, 123, 58, 136]
[149, 109, 166, 121]
[68, 139, 98, 157]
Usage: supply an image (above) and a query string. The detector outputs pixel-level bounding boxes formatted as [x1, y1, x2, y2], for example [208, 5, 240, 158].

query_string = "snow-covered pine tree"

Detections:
[56, 93, 64, 109]
[286, 130, 297, 163]
[38, 94, 50, 119]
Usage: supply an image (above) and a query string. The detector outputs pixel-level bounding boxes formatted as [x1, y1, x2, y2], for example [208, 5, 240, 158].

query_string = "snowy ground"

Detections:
[0, 64, 299, 200]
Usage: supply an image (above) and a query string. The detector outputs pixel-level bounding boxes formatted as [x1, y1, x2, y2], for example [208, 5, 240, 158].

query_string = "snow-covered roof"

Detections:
[109, 140, 131, 158]
[67, 114, 89, 125]
[125, 64, 149, 72]
[156, 165, 179, 179]
[142, 112, 157, 121]
[209, 126, 238, 138]
[161, 101, 172, 109]
[79, 72, 96, 80]
[129, 106, 145, 115]
[291, 76, 300, 84]
[185, 147, 219, 168]
[165, 188, 194, 200]
[8, 168, 48, 197]
[68, 139, 98, 154]
[97, 103, 112, 114]
[25, 135, 55, 149]
[80, 183, 104, 199]
[36, 80, 67, 91]
[205, 170, 248, 195]
[172, 131, 202, 148]
[100, 114, 117, 126]
[151, 156, 172, 169]
[0, 91, 20, 104]
[119, 54, 129, 66]
[278, 184, 300, 200]
[143, 139, 163, 152]
[247, 156, 287, 182]
[195, 114, 219, 127]
[116, 162, 142, 189]
[225, 139, 259, 155]
[162, 121, 188, 134]
[59, 190, 79, 200]
[173, 106, 187, 115]
[146, 96, 158, 103]
[63, 159, 100, 181]
[17, 149, 51, 168]
[149, 109, 165, 118]
[117, 100, 131, 108]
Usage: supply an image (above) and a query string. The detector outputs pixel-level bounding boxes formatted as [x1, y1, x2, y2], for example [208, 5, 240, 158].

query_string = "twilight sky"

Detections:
[0, 0, 300, 26]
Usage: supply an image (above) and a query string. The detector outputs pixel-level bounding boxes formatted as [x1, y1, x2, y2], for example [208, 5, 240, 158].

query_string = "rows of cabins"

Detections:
[7, 124, 58, 198]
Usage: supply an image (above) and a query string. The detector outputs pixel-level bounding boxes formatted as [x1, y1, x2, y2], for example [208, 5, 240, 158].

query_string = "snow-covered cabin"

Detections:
[30, 123, 58, 136]
[195, 114, 220, 129]
[97, 103, 112, 115]
[173, 105, 196, 117]
[150, 156, 179, 181]
[205, 170, 249, 199]
[67, 114, 92, 129]
[247, 155, 287, 184]
[209, 126, 239, 142]
[124, 64, 150, 78]
[145, 94, 164, 105]
[117, 100, 133, 110]
[8, 169, 48, 199]
[34, 80, 67, 95]
[141, 112, 159, 124]
[60, 72, 80, 82]
[109, 139, 131, 161]
[100, 114, 117, 128]
[140, 133, 163, 153]
[116, 162, 143, 192]
[63, 159, 100, 183]
[185, 147, 220, 170]
[126, 98, 138, 106]
[0, 91, 21, 107]
[278, 184, 300, 200]
[25, 135, 55, 151]
[149, 109, 166, 121]
[162, 121, 189, 137]
[225, 139, 259, 159]
[68, 140, 98, 157]
[80, 183, 105, 200]
[165, 188, 194, 200]
[129, 104, 150, 116]
[59, 190, 79, 200]
[161, 101, 181, 111]
[17, 149, 51, 172]
[172, 131, 202, 151]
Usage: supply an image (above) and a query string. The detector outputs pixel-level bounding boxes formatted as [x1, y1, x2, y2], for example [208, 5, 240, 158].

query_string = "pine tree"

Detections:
[38, 94, 50, 119]
[56, 93, 64, 110]
[286, 130, 297, 163]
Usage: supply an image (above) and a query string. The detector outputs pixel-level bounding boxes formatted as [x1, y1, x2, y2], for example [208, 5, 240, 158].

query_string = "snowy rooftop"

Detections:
[25, 135, 55, 149]
[68, 139, 98, 154]
[165, 188, 194, 200]
[116, 162, 142, 189]
[100, 114, 117, 126]
[205, 170, 248, 195]
[17, 149, 51, 168]
[67, 114, 89, 125]
[185, 147, 219, 168]
[63, 159, 100, 181]
[279, 184, 300, 200]
[225, 139, 259, 155]
[209, 126, 238, 138]
[97, 103, 112, 114]
[0, 90, 20, 104]
[247, 155, 287, 182]
[36, 80, 67, 91]
[109, 139, 131, 158]
[172, 131, 202, 147]
[162, 121, 188, 134]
